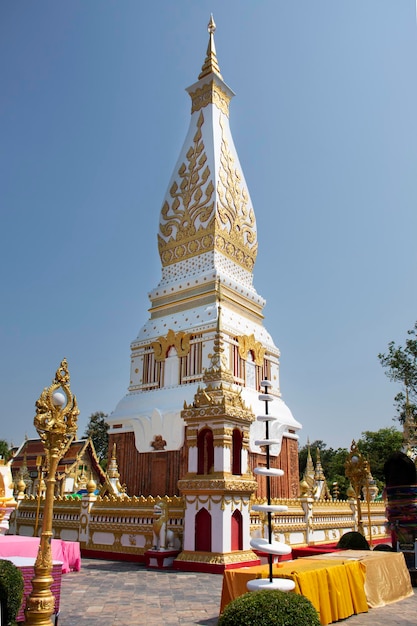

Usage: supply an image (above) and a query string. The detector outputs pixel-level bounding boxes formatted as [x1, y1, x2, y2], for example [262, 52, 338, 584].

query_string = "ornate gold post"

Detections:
[34, 456, 44, 538]
[25, 359, 79, 626]
[345, 440, 371, 543]
[363, 460, 373, 547]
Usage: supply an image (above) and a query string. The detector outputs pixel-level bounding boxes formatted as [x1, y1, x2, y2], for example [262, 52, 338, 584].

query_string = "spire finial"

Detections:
[198, 15, 223, 80]
[208, 14, 216, 35]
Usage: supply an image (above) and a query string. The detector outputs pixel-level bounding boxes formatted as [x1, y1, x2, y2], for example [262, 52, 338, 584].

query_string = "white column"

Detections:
[214, 446, 230, 472]
[211, 501, 231, 553]
[188, 447, 198, 473]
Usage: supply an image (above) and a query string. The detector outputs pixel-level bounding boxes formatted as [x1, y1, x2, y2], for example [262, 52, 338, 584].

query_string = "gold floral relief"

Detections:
[237, 334, 266, 366]
[158, 111, 215, 267]
[190, 81, 231, 117]
[215, 117, 257, 271]
[158, 106, 258, 273]
[152, 329, 191, 362]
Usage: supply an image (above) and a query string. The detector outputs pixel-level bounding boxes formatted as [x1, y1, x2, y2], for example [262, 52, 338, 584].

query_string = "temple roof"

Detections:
[11, 438, 106, 483]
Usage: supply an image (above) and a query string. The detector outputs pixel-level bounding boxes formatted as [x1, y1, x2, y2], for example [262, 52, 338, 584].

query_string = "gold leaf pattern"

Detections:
[158, 111, 215, 266]
[190, 81, 231, 117]
[158, 109, 258, 272]
[237, 334, 266, 366]
[152, 329, 191, 362]
[216, 117, 257, 269]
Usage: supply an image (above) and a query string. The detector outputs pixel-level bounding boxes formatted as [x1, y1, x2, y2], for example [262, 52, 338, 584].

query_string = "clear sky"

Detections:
[1, 1, 417, 452]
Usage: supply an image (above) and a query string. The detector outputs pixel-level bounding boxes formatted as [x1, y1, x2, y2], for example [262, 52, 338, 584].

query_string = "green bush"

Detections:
[0, 559, 24, 626]
[336, 531, 370, 550]
[218, 589, 321, 626]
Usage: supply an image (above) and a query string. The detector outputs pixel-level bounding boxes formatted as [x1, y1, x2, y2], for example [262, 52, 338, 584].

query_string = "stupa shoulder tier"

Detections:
[133, 303, 276, 349]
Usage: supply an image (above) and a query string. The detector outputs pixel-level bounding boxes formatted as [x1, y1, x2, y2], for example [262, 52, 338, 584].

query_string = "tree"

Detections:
[325, 448, 350, 500]
[357, 427, 402, 490]
[298, 427, 402, 498]
[378, 321, 417, 424]
[0, 440, 11, 462]
[83, 412, 109, 465]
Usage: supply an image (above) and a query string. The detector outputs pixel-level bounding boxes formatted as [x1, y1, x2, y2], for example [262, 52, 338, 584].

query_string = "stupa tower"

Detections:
[107, 17, 301, 501]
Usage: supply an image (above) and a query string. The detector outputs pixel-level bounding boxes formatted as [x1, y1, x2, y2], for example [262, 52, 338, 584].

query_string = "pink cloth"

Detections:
[4, 557, 62, 622]
[0, 535, 81, 573]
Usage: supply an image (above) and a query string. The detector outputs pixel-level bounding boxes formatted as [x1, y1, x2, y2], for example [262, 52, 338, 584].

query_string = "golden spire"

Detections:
[198, 15, 223, 80]
[305, 440, 315, 478]
[314, 448, 325, 481]
[300, 440, 314, 496]
[159, 16, 256, 275]
[107, 443, 120, 480]
[87, 471, 97, 494]
[204, 296, 234, 383]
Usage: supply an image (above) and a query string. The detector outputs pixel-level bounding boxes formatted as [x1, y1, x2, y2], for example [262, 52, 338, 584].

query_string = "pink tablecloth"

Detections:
[4, 556, 62, 622]
[0, 535, 81, 573]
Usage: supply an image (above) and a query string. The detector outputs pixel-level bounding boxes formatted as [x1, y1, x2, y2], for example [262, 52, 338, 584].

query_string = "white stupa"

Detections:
[107, 16, 301, 502]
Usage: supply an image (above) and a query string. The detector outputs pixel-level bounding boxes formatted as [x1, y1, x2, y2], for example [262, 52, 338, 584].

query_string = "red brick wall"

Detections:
[249, 435, 300, 499]
[110, 431, 299, 499]
[108, 432, 188, 496]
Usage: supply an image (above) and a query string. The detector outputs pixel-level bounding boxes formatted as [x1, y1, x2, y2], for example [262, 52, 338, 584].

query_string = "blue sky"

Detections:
[1, 1, 417, 452]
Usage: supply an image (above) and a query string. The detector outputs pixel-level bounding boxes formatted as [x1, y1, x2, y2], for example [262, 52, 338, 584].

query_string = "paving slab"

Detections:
[56, 558, 417, 626]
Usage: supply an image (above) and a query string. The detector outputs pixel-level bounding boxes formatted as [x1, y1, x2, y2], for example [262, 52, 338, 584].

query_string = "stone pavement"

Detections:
[57, 558, 417, 626]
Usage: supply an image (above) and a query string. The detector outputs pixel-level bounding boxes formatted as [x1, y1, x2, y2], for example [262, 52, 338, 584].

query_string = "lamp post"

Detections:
[345, 440, 372, 545]
[25, 359, 79, 626]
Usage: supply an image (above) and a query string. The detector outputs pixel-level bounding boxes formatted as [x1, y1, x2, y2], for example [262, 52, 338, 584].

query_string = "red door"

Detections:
[231, 509, 243, 551]
[195, 508, 212, 551]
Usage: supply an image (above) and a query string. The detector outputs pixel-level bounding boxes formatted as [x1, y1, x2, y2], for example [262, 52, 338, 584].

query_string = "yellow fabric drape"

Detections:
[303, 550, 414, 609]
[219, 559, 368, 625]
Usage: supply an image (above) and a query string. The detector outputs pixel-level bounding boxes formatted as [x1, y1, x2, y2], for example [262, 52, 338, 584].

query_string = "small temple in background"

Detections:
[11, 438, 106, 497]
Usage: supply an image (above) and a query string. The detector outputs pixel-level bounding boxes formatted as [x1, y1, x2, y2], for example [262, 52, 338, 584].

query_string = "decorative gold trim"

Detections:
[216, 116, 257, 271]
[158, 109, 258, 273]
[182, 404, 253, 422]
[183, 381, 254, 426]
[237, 334, 265, 366]
[190, 80, 230, 117]
[175, 549, 258, 565]
[183, 493, 252, 513]
[178, 477, 257, 492]
[152, 329, 191, 362]
[85, 541, 148, 555]
[212, 427, 233, 437]
[158, 111, 215, 267]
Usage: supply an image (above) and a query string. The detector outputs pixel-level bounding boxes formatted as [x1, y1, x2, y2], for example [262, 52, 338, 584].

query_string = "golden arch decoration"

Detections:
[152, 329, 191, 362]
[237, 334, 265, 367]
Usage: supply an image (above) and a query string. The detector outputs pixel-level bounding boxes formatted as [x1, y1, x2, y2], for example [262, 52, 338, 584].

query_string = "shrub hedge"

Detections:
[336, 531, 370, 550]
[0, 559, 24, 626]
[218, 589, 321, 626]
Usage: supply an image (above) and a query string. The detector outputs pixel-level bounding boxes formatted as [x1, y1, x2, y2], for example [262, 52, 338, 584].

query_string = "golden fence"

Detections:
[8, 493, 388, 559]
